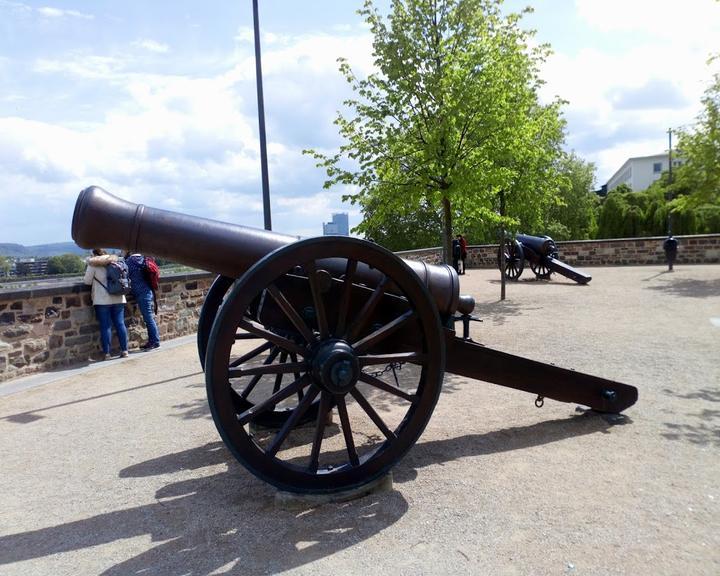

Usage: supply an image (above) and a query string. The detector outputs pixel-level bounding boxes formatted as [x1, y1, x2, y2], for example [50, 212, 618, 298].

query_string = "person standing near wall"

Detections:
[458, 234, 468, 275]
[125, 253, 161, 350]
[83, 249, 129, 360]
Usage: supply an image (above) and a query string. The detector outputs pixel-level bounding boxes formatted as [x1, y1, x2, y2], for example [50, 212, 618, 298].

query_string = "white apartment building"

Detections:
[606, 153, 684, 192]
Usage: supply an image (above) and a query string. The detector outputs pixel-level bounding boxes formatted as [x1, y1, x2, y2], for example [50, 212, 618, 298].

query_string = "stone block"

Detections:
[65, 296, 81, 308]
[65, 334, 92, 347]
[18, 313, 43, 324]
[0, 303, 5, 311]
[10, 301, 23, 310]
[61, 310, 71, 319]
[3, 325, 32, 339]
[49, 334, 63, 349]
[0, 312, 15, 325]
[185, 281, 198, 290]
[79, 324, 97, 335]
[53, 320, 72, 331]
[52, 296, 63, 304]
[24, 339, 47, 354]
[32, 351, 50, 364]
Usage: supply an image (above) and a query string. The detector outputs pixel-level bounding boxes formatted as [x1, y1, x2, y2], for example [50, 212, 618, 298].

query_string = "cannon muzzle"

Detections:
[72, 186, 471, 317]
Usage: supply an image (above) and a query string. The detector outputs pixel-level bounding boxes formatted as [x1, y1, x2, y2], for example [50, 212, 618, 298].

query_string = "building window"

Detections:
[653, 162, 662, 173]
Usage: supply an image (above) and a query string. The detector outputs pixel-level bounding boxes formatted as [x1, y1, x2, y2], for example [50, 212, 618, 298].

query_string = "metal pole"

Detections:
[500, 190, 506, 301]
[667, 128, 673, 235]
[253, 0, 272, 230]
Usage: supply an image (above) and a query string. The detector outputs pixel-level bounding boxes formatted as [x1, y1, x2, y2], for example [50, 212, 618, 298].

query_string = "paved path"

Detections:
[1, 265, 718, 575]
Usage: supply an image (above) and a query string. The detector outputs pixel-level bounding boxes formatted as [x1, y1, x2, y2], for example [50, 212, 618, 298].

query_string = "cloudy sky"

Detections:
[0, 0, 718, 245]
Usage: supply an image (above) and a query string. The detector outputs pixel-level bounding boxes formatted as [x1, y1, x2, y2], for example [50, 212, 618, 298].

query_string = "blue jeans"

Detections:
[136, 291, 160, 345]
[95, 304, 128, 354]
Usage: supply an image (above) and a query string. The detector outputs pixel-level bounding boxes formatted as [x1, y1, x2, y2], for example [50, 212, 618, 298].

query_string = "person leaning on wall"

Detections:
[125, 252, 161, 350]
[83, 249, 129, 360]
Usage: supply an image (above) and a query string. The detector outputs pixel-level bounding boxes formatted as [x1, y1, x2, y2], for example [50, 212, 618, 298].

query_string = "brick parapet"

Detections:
[0, 271, 215, 382]
[397, 234, 720, 269]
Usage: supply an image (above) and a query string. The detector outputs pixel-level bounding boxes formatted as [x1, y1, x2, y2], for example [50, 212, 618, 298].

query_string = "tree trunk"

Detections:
[442, 195, 453, 265]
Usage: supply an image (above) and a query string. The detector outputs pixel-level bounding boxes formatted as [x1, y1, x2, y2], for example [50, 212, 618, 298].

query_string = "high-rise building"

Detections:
[323, 213, 349, 236]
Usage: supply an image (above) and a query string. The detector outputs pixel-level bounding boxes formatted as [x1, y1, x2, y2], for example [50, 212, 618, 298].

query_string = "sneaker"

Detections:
[141, 342, 160, 351]
[120, 350, 129, 358]
[103, 353, 112, 361]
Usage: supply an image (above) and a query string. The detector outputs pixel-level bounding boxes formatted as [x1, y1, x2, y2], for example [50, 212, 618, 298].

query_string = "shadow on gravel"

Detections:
[395, 411, 630, 484]
[0, 453, 408, 576]
[0, 371, 203, 424]
[0, 412, 628, 574]
[644, 277, 720, 299]
[471, 299, 531, 326]
[663, 387, 720, 402]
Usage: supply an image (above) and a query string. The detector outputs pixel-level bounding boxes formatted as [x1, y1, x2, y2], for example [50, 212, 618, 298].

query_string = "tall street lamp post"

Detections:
[253, 0, 272, 230]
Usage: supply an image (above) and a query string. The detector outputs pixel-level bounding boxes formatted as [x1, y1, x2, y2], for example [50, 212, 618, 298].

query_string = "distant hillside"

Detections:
[0, 242, 87, 258]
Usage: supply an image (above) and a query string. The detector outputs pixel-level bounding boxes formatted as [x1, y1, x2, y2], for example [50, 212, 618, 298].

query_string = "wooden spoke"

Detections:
[266, 284, 316, 345]
[239, 318, 307, 357]
[229, 341, 273, 368]
[358, 372, 416, 402]
[290, 352, 304, 401]
[308, 392, 332, 473]
[303, 261, 329, 340]
[334, 258, 358, 337]
[234, 332, 262, 340]
[352, 310, 417, 353]
[349, 388, 396, 441]
[266, 386, 320, 457]
[273, 351, 288, 393]
[236, 375, 310, 425]
[345, 274, 389, 342]
[357, 351, 426, 366]
[237, 346, 281, 400]
[229, 361, 307, 379]
[335, 395, 360, 467]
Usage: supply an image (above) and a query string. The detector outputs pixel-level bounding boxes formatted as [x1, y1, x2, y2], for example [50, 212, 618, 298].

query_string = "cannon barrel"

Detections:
[72, 186, 470, 317]
[516, 234, 557, 257]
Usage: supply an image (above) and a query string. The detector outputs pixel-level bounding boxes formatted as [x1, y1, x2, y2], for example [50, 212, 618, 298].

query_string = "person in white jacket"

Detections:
[83, 249, 129, 360]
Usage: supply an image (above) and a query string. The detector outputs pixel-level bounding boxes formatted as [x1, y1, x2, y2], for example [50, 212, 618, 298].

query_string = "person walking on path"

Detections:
[83, 249, 129, 360]
[451, 237, 461, 274]
[125, 253, 161, 350]
[458, 234, 468, 275]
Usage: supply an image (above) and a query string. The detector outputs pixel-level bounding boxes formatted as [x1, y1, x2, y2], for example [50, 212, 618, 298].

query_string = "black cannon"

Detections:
[72, 187, 636, 494]
[499, 233, 592, 284]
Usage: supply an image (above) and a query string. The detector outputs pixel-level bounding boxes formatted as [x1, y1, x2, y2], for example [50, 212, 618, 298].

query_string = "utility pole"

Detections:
[499, 190, 506, 301]
[253, 0, 272, 230]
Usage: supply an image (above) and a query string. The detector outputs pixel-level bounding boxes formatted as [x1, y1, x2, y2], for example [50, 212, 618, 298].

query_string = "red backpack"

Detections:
[143, 256, 160, 291]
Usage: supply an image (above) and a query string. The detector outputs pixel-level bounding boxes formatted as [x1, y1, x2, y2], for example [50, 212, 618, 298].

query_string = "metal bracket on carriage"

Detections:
[452, 313, 482, 341]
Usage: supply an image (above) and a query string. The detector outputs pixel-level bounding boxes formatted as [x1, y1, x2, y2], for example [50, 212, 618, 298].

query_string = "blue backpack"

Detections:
[97, 259, 132, 295]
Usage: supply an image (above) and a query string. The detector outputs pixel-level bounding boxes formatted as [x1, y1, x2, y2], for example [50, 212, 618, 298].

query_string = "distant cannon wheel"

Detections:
[530, 259, 553, 280]
[205, 237, 444, 493]
[497, 239, 524, 281]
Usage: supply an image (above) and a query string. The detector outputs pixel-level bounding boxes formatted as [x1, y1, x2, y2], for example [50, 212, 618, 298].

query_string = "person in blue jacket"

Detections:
[125, 253, 160, 350]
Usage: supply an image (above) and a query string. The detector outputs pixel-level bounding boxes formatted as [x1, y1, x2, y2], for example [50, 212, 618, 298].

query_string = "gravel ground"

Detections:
[0, 264, 718, 576]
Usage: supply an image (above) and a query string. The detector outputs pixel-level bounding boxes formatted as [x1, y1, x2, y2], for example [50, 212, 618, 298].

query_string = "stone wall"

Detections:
[398, 234, 720, 268]
[0, 272, 214, 383]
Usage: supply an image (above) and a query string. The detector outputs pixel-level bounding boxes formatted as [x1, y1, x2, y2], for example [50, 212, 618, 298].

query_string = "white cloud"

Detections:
[133, 39, 170, 54]
[37, 6, 93, 20]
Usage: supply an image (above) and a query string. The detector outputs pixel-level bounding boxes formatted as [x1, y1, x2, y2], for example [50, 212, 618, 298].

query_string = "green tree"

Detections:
[673, 69, 720, 208]
[544, 152, 598, 240]
[307, 0, 566, 263]
[0, 256, 11, 277]
[47, 254, 85, 275]
[596, 185, 631, 239]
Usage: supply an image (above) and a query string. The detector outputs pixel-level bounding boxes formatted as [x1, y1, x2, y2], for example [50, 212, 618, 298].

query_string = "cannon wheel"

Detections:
[530, 259, 552, 280]
[498, 238, 524, 281]
[205, 237, 444, 493]
[198, 274, 321, 428]
[197, 274, 235, 370]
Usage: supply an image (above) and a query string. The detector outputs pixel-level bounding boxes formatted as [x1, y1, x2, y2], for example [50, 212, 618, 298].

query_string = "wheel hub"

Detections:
[311, 340, 359, 394]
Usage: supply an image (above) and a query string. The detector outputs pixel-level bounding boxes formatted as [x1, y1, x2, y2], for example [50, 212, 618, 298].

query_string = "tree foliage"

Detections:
[543, 152, 598, 240]
[47, 254, 85, 275]
[673, 68, 720, 209]
[306, 0, 566, 262]
[0, 256, 11, 276]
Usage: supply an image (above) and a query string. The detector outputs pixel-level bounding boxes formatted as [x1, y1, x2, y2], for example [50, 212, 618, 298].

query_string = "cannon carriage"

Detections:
[72, 187, 636, 494]
[499, 234, 592, 284]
